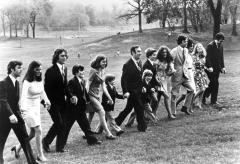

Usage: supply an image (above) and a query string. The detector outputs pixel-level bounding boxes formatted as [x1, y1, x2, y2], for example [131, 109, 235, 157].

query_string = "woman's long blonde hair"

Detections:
[192, 43, 206, 57]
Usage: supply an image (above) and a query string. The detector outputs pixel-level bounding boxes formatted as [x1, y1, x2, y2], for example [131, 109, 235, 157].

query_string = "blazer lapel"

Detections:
[130, 58, 141, 72]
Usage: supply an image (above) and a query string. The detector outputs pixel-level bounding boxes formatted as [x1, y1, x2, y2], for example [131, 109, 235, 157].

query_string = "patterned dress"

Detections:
[192, 52, 208, 91]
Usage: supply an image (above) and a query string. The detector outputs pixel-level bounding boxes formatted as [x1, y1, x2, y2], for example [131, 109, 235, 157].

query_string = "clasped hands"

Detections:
[70, 96, 78, 105]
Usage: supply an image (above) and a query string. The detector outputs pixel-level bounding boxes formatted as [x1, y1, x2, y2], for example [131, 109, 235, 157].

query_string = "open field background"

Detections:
[0, 25, 240, 164]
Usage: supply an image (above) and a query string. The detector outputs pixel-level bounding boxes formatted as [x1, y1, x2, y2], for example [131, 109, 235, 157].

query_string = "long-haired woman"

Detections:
[86, 55, 116, 140]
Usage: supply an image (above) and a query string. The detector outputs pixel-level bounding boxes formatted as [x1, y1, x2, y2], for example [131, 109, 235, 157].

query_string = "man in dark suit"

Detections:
[0, 61, 38, 164]
[203, 32, 226, 108]
[42, 49, 77, 152]
[115, 45, 147, 132]
[63, 65, 102, 146]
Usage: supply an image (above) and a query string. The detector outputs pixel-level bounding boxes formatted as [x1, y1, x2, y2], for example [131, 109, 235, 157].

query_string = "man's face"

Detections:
[76, 70, 84, 79]
[149, 52, 157, 61]
[181, 39, 188, 48]
[132, 47, 142, 60]
[57, 51, 67, 65]
[217, 39, 224, 45]
[108, 79, 115, 86]
[12, 65, 23, 78]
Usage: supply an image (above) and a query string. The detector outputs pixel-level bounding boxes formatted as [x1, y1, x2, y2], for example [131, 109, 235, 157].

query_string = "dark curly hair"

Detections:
[156, 46, 173, 64]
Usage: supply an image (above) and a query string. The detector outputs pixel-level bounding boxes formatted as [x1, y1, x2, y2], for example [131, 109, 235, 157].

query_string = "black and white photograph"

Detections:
[0, 0, 240, 163]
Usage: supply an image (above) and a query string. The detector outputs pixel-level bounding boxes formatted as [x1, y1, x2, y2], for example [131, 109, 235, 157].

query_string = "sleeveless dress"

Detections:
[21, 80, 50, 128]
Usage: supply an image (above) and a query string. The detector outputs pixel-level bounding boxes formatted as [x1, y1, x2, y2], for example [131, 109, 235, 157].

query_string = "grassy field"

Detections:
[1, 26, 240, 164]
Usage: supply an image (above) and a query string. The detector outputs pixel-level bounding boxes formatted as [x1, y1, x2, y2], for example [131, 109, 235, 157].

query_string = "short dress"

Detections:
[192, 53, 209, 91]
[20, 80, 50, 128]
[155, 61, 171, 94]
[87, 69, 105, 112]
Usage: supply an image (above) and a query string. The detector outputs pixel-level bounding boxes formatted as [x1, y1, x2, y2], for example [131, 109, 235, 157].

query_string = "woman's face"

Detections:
[34, 65, 42, 77]
[162, 49, 168, 58]
[100, 58, 107, 69]
[196, 45, 203, 53]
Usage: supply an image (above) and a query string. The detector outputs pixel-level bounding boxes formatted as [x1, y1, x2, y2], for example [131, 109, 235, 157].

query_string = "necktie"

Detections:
[61, 65, 65, 81]
[137, 60, 142, 71]
[182, 48, 185, 63]
[15, 80, 19, 96]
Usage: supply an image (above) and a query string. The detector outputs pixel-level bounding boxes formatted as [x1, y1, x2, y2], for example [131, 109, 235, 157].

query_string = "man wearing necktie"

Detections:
[115, 45, 147, 132]
[170, 35, 196, 116]
[43, 49, 77, 153]
[0, 61, 38, 164]
[203, 32, 226, 108]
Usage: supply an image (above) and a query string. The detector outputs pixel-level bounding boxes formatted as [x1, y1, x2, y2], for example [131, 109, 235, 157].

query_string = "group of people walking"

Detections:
[0, 32, 226, 164]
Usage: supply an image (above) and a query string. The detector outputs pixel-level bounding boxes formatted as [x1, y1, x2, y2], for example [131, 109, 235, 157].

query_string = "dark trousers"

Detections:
[44, 104, 66, 150]
[115, 93, 146, 131]
[204, 71, 220, 104]
[0, 117, 36, 164]
[62, 108, 98, 145]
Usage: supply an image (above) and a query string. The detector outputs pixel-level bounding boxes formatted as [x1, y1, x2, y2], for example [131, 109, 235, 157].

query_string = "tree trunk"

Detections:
[26, 23, 29, 38]
[138, 10, 142, 33]
[9, 24, 12, 38]
[182, 0, 189, 33]
[15, 23, 18, 37]
[208, 0, 222, 38]
[32, 24, 35, 38]
[230, 5, 238, 36]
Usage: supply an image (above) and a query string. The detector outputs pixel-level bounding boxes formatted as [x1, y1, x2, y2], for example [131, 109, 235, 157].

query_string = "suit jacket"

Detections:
[0, 76, 24, 123]
[44, 64, 71, 106]
[121, 58, 143, 94]
[67, 77, 89, 111]
[143, 59, 158, 88]
[102, 84, 124, 111]
[170, 46, 193, 83]
[206, 41, 224, 72]
[141, 80, 154, 104]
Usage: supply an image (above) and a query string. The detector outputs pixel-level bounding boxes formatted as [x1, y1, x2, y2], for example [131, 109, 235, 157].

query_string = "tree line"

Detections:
[1, 0, 239, 39]
[120, 0, 239, 38]
[0, 0, 126, 38]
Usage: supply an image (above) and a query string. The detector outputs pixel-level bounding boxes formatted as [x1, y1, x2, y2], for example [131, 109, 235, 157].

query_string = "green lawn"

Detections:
[1, 28, 240, 164]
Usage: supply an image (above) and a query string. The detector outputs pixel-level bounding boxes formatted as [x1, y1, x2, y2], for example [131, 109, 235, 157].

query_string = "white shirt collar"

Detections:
[76, 76, 82, 83]
[131, 56, 140, 68]
[9, 74, 17, 86]
[56, 63, 64, 73]
[178, 45, 184, 51]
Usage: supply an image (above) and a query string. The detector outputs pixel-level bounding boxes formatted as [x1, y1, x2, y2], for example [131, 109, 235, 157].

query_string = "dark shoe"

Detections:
[105, 135, 116, 140]
[116, 130, 124, 136]
[82, 135, 87, 139]
[56, 149, 68, 153]
[11, 146, 20, 159]
[172, 113, 176, 117]
[137, 128, 146, 132]
[42, 138, 50, 153]
[210, 102, 223, 109]
[181, 106, 191, 115]
[88, 140, 102, 146]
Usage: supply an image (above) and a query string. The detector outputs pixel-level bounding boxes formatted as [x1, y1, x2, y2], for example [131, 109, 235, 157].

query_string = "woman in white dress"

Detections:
[12, 61, 50, 162]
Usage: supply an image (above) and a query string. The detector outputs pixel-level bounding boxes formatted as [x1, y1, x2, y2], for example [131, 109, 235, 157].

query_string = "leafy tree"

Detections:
[118, 0, 146, 33]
